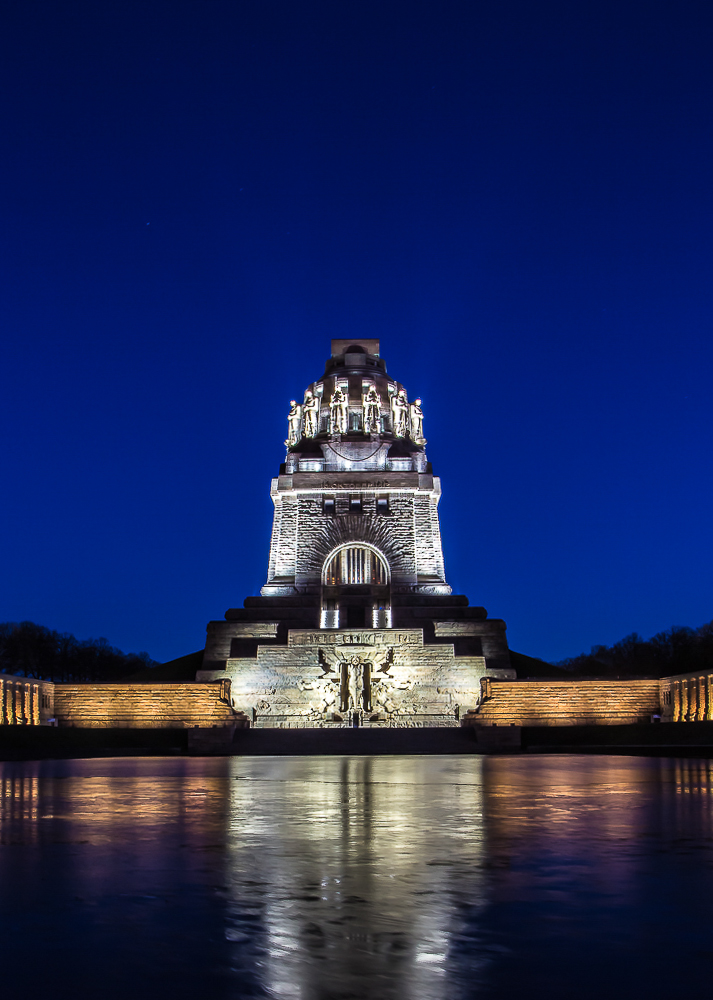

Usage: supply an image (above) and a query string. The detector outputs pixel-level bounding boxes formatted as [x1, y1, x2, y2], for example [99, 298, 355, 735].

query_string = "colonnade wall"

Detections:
[0, 674, 55, 725]
[660, 672, 713, 722]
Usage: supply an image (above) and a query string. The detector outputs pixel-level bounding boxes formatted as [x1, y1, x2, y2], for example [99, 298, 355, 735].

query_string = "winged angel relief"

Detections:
[292, 646, 421, 725]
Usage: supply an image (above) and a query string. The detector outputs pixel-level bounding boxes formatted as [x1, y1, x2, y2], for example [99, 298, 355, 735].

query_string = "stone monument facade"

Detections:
[198, 339, 514, 727]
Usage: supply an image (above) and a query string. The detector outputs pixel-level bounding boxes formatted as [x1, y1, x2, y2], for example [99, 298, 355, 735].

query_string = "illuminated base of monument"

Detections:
[197, 593, 515, 729]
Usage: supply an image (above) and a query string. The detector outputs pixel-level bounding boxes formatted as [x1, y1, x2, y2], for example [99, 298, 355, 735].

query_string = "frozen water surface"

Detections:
[1, 754, 713, 999]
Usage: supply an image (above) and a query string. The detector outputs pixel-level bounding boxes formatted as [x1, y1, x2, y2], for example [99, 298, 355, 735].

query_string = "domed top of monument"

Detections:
[323, 339, 387, 376]
[284, 340, 427, 474]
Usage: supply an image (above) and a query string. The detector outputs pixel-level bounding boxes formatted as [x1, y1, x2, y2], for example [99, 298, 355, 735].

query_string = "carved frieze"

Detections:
[433, 622, 480, 636]
[288, 629, 421, 647]
[231, 623, 280, 638]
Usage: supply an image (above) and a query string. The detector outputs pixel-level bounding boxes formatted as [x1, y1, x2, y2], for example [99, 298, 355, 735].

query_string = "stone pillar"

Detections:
[674, 681, 682, 722]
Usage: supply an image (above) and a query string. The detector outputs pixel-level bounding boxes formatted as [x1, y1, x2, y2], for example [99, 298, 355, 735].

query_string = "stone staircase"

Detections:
[464, 678, 661, 727]
[54, 682, 244, 729]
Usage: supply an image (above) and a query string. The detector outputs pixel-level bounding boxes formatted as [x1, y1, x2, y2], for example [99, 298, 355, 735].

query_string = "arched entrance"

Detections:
[320, 543, 392, 628]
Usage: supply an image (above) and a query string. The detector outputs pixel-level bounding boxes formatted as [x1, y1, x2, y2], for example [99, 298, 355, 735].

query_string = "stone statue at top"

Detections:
[329, 385, 349, 435]
[285, 400, 303, 447]
[362, 384, 381, 434]
[391, 387, 409, 437]
[409, 398, 425, 444]
[302, 389, 320, 438]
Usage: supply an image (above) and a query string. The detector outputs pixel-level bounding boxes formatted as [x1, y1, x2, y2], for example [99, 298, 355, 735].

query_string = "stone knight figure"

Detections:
[329, 385, 349, 435]
[302, 389, 320, 438]
[285, 399, 303, 447]
[409, 398, 425, 444]
[362, 383, 381, 434]
[391, 387, 409, 437]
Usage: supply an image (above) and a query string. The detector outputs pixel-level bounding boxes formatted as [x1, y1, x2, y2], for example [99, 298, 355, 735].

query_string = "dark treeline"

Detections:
[0, 621, 157, 682]
[558, 621, 713, 678]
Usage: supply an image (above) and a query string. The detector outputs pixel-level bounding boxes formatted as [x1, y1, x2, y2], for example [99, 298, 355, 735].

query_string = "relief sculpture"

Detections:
[285, 400, 303, 446]
[302, 389, 320, 438]
[391, 387, 409, 437]
[329, 385, 349, 435]
[409, 398, 425, 444]
[362, 384, 381, 434]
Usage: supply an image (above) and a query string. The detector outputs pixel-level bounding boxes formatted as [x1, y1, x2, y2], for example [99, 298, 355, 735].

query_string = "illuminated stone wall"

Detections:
[660, 671, 713, 722]
[7, 673, 713, 732]
[199, 625, 514, 728]
[463, 678, 661, 727]
[265, 472, 448, 596]
[53, 682, 243, 729]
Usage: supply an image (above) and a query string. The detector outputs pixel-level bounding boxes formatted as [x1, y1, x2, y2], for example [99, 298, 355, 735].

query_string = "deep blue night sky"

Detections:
[2, 0, 712, 663]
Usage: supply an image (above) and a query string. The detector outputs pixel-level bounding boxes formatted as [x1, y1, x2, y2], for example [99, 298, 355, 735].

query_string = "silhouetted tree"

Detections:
[558, 620, 713, 677]
[0, 621, 156, 682]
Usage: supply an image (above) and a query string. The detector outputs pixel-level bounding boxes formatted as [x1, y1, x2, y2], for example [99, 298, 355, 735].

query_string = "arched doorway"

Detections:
[320, 544, 391, 628]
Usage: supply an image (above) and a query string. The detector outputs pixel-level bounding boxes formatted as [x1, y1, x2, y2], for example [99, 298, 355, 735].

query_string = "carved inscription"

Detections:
[288, 629, 421, 647]
[318, 480, 390, 490]
[433, 622, 480, 636]
[232, 623, 279, 638]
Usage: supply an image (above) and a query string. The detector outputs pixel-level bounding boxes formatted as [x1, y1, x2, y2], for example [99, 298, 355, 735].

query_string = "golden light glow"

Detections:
[322, 544, 388, 586]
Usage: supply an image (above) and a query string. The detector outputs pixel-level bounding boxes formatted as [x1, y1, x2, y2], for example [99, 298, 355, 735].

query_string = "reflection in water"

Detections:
[1, 755, 713, 999]
[224, 757, 489, 999]
[0, 758, 235, 1000]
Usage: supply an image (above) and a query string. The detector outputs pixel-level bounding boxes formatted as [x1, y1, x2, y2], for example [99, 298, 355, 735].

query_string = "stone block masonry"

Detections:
[199, 624, 515, 728]
[5, 672, 713, 736]
[266, 474, 446, 594]
[464, 678, 661, 727]
[53, 682, 244, 729]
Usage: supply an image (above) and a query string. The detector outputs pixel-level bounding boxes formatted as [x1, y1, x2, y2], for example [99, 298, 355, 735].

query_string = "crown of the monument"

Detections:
[284, 339, 426, 457]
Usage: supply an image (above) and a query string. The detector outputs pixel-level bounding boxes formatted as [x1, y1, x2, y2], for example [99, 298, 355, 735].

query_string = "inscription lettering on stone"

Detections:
[433, 622, 480, 636]
[318, 480, 390, 490]
[232, 623, 279, 637]
[289, 630, 421, 647]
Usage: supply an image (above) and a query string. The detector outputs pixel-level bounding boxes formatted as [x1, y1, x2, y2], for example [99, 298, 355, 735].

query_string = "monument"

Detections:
[198, 339, 515, 726]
